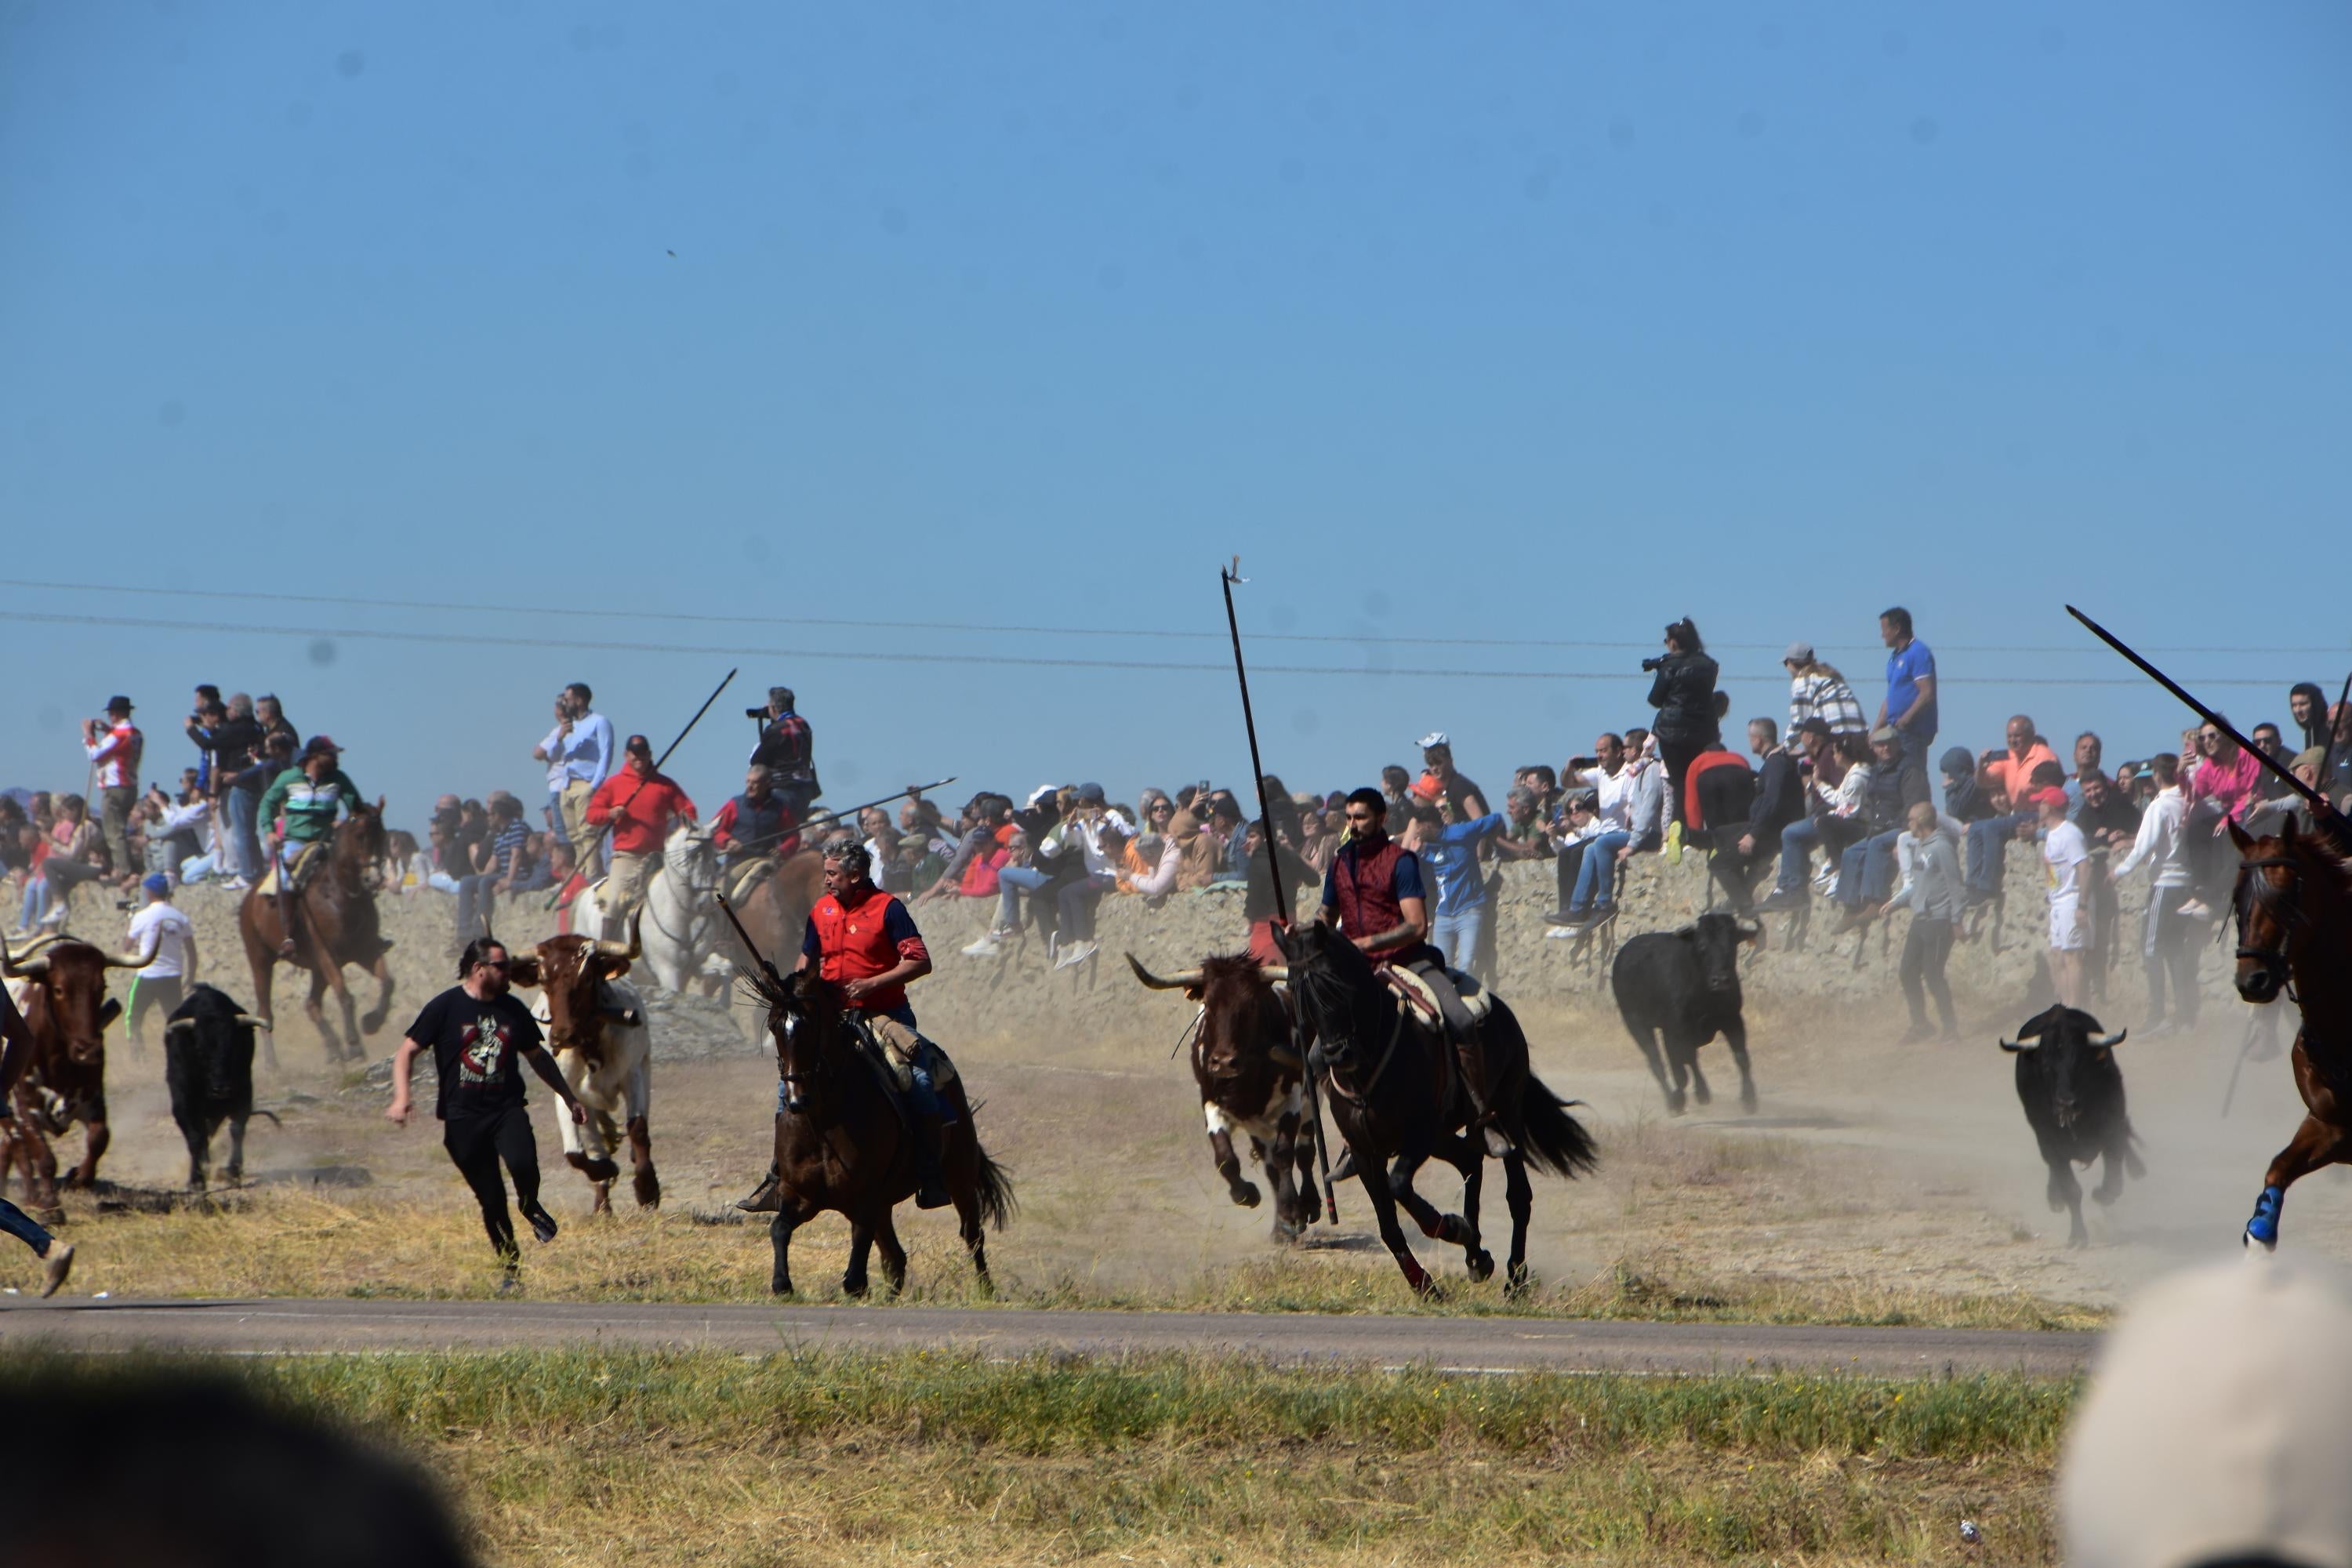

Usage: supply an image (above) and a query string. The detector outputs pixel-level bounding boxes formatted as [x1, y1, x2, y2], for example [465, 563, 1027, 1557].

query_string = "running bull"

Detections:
[2002, 1004, 2142, 1249]
[1610, 912, 1763, 1115]
[162, 983, 278, 1192]
[1127, 952, 1319, 1241]
[512, 924, 659, 1211]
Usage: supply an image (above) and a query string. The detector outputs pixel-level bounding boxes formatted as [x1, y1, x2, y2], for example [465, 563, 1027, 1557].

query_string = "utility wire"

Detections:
[0, 576, 2338, 659]
[0, 605, 2291, 687]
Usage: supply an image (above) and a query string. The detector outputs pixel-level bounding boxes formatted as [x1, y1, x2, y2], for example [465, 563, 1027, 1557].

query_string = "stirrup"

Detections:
[735, 1171, 782, 1214]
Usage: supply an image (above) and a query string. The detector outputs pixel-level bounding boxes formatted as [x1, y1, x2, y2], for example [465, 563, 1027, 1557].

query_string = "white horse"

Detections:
[573, 822, 721, 994]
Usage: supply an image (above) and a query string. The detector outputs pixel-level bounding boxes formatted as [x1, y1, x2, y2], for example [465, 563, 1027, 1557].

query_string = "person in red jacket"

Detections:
[583, 734, 697, 926]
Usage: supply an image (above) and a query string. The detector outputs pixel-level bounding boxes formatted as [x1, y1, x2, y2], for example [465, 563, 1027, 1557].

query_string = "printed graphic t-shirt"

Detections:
[405, 985, 544, 1120]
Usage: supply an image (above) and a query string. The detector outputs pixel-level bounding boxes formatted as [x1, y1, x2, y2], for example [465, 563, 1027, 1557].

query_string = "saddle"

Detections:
[725, 858, 773, 906]
[840, 1014, 961, 1098]
[254, 840, 323, 898]
[1383, 964, 1495, 1028]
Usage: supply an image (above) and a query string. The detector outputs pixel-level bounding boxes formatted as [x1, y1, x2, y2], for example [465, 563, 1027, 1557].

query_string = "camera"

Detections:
[114, 897, 140, 911]
[1640, 656, 1664, 673]
[744, 706, 770, 720]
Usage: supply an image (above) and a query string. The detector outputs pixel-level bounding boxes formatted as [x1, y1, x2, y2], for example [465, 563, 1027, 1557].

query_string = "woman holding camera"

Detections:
[1645, 619, 1720, 831]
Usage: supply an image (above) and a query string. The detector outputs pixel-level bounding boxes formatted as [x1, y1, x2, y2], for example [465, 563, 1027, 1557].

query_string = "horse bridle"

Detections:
[1290, 951, 1406, 1105]
[774, 1007, 822, 1114]
[2234, 854, 2303, 999]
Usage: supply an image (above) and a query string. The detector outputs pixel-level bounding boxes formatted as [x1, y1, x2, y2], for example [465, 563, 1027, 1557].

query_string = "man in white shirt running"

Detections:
[2036, 786, 2091, 1008]
[2111, 752, 2197, 1034]
[124, 873, 198, 1054]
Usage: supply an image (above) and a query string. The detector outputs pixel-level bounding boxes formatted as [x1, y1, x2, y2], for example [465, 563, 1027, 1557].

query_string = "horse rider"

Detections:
[749, 687, 820, 818]
[709, 764, 800, 897]
[584, 733, 697, 932]
[0, 980, 75, 1298]
[738, 840, 968, 1214]
[255, 735, 364, 957]
[1319, 785, 1508, 1150]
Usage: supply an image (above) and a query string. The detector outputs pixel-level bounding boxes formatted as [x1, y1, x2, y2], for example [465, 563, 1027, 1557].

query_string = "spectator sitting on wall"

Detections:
[1491, 785, 1553, 861]
[1783, 641, 1869, 739]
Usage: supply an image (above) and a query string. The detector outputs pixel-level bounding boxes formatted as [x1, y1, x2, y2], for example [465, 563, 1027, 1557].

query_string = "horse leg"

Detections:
[247, 947, 281, 1073]
[303, 968, 334, 1062]
[1387, 1149, 1473, 1259]
[1267, 1116, 1305, 1240]
[769, 1195, 812, 1297]
[1626, 1021, 1679, 1114]
[324, 962, 361, 1062]
[842, 1216, 874, 1298]
[873, 1210, 909, 1297]
[1352, 1137, 1436, 1298]
[1723, 1018, 1759, 1113]
[360, 954, 394, 1038]
[947, 1123, 994, 1297]
[1502, 1151, 1535, 1298]
[1455, 1142, 1494, 1282]
[2247, 1114, 2350, 1250]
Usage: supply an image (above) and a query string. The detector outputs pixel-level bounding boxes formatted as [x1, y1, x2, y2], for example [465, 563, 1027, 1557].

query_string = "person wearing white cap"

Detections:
[2063, 1256, 2352, 1568]
[1783, 644, 1869, 739]
[1417, 732, 1489, 819]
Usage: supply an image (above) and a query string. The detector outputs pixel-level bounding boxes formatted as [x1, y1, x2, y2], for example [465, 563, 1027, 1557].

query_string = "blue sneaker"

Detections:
[2245, 1185, 2285, 1250]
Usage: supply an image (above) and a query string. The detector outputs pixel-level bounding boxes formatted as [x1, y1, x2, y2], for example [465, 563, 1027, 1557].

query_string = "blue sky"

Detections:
[5, 2, 2347, 821]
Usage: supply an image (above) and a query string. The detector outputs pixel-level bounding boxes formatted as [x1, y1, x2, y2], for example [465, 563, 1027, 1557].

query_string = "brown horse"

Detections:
[751, 966, 1012, 1297]
[2230, 814, 2352, 1248]
[724, 850, 824, 1035]
[1275, 920, 1597, 1295]
[238, 802, 394, 1068]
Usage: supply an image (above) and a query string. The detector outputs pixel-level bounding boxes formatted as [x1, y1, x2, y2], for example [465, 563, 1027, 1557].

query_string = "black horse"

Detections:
[1274, 921, 1596, 1295]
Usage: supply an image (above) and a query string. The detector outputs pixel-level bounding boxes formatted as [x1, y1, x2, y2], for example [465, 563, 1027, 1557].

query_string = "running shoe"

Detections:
[39, 1241, 74, 1299]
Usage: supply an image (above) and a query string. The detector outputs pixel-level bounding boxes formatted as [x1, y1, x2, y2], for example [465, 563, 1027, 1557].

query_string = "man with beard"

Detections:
[386, 938, 586, 1288]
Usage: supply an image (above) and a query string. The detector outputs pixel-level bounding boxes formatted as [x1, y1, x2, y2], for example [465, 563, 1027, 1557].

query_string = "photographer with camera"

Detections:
[749, 686, 818, 817]
[1643, 619, 1720, 833]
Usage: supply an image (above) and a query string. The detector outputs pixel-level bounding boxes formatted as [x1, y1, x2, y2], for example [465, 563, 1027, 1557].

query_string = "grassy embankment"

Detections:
[45, 1186, 2101, 1330]
[8, 1348, 2074, 1566]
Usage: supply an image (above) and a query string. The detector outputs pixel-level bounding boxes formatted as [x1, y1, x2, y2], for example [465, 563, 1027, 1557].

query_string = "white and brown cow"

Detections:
[1127, 951, 1319, 1242]
[511, 924, 658, 1212]
[2, 934, 143, 1218]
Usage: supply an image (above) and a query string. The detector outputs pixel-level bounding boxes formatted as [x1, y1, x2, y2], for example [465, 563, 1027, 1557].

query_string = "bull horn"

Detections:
[1998, 1036, 2038, 1053]
[1, 934, 48, 980]
[165, 1018, 198, 1035]
[235, 1014, 273, 1031]
[594, 915, 642, 964]
[1258, 966, 1290, 983]
[1123, 953, 1204, 991]
[103, 950, 148, 971]
[2089, 1029, 2127, 1049]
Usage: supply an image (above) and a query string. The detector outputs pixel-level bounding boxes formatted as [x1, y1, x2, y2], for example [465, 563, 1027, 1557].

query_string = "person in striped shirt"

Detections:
[1781, 644, 1869, 739]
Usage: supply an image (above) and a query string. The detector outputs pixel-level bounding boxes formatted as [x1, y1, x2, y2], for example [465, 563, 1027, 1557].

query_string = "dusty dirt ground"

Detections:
[13, 851, 2339, 1313]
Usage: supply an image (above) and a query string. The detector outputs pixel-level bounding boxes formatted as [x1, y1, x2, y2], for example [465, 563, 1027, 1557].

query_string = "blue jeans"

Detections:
[227, 786, 260, 879]
[1569, 831, 1630, 913]
[1432, 903, 1486, 971]
[1835, 829, 1904, 906]
[993, 864, 1052, 930]
[1965, 814, 2030, 895]
[455, 874, 495, 942]
[1058, 872, 1116, 943]
[1776, 817, 1824, 896]
[0, 1195, 52, 1256]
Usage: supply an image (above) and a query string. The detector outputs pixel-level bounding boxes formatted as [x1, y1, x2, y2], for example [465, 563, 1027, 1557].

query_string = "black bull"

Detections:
[1127, 953, 1319, 1241]
[162, 984, 278, 1192]
[1611, 913, 1763, 1116]
[2003, 1004, 2142, 1249]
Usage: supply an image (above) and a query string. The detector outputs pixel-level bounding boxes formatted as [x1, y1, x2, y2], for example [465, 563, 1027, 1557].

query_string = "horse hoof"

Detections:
[2245, 1185, 2284, 1250]
[770, 1282, 795, 1298]
[842, 1279, 868, 1300]
[1466, 1250, 1495, 1283]
[633, 1173, 662, 1208]
[1504, 1264, 1533, 1300]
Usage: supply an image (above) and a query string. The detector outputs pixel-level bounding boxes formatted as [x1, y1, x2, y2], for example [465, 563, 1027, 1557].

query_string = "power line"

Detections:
[0, 576, 2338, 659]
[0, 605, 2292, 686]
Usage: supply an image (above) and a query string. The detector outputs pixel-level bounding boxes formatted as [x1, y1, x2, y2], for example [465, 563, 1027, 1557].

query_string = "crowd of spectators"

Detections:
[11, 624, 2347, 1040]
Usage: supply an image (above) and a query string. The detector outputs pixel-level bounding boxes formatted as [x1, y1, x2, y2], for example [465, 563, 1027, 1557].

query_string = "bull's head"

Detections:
[1685, 913, 1759, 995]
[514, 918, 639, 1055]
[1999, 1004, 2125, 1131]
[1, 935, 143, 1066]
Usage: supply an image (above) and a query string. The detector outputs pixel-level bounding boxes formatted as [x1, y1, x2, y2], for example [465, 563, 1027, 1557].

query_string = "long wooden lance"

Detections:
[723, 777, 961, 858]
[1221, 559, 1339, 1225]
[2063, 608, 2327, 808]
[550, 667, 738, 909]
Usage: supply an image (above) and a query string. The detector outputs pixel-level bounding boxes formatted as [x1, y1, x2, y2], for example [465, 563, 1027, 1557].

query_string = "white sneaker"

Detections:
[220, 877, 250, 891]
[1054, 939, 1098, 970]
[1046, 931, 1060, 965]
[1544, 925, 1580, 939]
[960, 933, 1003, 959]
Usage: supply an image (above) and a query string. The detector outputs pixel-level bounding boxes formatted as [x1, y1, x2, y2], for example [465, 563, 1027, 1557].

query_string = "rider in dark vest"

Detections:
[1319, 786, 1506, 1146]
[709, 765, 800, 881]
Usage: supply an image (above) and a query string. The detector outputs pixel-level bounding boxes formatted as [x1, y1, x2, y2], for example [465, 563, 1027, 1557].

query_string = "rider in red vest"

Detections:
[737, 840, 962, 1213]
[1319, 786, 1504, 1145]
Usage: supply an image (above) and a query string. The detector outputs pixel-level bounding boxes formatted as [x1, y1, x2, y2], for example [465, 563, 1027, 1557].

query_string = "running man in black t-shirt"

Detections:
[386, 937, 586, 1285]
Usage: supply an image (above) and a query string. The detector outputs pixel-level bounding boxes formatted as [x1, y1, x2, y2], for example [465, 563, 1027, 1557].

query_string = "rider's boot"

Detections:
[735, 1160, 782, 1214]
[1454, 1030, 1515, 1157]
[910, 1066, 956, 1210]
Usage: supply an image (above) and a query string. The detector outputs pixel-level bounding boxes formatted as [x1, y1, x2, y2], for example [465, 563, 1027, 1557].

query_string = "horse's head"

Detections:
[2227, 817, 2347, 1004]
[336, 799, 390, 889]
[664, 820, 719, 890]
[757, 966, 844, 1115]
[1272, 919, 1383, 1062]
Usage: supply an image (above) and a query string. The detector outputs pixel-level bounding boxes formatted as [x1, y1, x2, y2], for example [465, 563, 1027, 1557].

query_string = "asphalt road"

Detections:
[0, 1297, 2095, 1376]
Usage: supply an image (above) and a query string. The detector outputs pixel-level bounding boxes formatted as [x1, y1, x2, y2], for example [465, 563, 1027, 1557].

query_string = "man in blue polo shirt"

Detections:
[1877, 605, 1938, 800]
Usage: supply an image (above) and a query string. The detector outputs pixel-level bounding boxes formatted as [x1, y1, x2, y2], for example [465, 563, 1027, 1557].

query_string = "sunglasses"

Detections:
[477, 958, 510, 971]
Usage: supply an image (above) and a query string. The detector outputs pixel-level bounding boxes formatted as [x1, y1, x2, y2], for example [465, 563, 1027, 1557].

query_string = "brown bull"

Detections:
[511, 924, 659, 1212]
[1127, 952, 1320, 1242]
[1, 935, 142, 1218]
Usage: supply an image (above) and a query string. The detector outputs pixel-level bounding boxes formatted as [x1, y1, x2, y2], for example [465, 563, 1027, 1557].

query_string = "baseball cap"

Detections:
[140, 873, 169, 897]
[1417, 731, 1450, 750]
[106, 695, 133, 713]
[1075, 782, 1106, 805]
[623, 733, 652, 754]
[300, 735, 344, 759]
[1783, 641, 1814, 666]
[2064, 1258, 2352, 1568]
[2031, 786, 2070, 811]
[1026, 784, 1058, 808]
[1869, 724, 1900, 745]
[1409, 773, 1444, 802]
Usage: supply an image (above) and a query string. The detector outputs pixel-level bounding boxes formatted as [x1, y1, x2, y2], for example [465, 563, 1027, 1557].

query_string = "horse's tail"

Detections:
[1516, 1073, 1600, 1180]
[971, 1142, 1017, 1232]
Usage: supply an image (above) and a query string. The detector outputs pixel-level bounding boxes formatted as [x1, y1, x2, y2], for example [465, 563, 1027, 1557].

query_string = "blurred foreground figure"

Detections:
[2063, 1257, 2352, 1568]
[0, 1367, 473, 1567]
